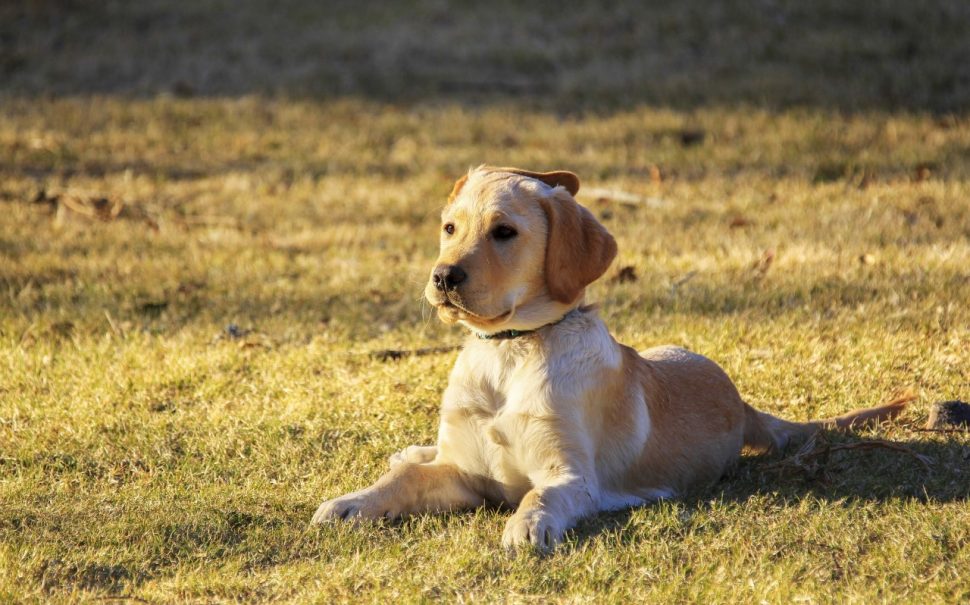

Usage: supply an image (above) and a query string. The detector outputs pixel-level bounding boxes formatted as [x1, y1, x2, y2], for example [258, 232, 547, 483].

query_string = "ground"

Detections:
[1, 1, 969, 603]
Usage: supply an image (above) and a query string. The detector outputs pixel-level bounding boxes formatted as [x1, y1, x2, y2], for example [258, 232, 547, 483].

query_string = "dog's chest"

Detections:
[438, 345, 554, 499]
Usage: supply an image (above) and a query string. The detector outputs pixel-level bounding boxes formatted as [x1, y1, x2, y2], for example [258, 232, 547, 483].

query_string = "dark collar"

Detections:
[475, 309, 578, 340]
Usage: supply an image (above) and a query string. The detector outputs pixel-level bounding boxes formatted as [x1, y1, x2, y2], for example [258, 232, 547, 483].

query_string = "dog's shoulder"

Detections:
[542, 310, 622, 378]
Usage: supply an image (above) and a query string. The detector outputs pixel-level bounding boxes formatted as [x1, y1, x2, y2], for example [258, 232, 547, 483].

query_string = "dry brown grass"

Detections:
[2, 2, 970, 603]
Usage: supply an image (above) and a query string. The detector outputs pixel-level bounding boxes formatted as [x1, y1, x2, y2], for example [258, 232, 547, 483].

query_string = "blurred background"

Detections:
[2, 0, 969, 343]
[4, 0, 969, 111]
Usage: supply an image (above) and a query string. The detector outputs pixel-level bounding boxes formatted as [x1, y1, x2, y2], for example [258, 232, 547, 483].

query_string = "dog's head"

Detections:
[425, 166, 617, 334]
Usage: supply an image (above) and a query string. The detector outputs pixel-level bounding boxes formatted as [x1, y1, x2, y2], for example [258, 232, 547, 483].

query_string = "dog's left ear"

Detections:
[539, 189, 618, 304]
[447, 174, 469, 203]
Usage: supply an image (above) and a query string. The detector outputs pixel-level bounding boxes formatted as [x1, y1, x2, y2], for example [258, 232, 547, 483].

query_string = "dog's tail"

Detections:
[742, 393, 912, 454]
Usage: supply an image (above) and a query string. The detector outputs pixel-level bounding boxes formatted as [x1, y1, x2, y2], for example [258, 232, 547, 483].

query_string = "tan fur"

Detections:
[490, 167, 581, 196]
[312, 166, 908, 549]
[447, 174, 468, 203]
[539, 192, 618, 304]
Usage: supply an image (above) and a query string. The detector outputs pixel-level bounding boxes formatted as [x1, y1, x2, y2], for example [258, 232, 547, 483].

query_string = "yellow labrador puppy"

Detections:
[312, 166, 906, 549]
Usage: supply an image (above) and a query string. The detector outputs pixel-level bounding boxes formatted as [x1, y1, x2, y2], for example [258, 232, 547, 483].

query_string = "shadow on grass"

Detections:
[2, 0, 968, 113]
[571, 432, 970, 547]
[303, 432, 968, 554]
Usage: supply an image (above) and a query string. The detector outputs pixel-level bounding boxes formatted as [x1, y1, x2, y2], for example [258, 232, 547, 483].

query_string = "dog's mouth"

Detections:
[435, 295, 511, 324]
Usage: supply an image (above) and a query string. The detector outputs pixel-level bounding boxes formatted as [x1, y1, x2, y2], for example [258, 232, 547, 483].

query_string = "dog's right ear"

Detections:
[447, 174, 469, 204]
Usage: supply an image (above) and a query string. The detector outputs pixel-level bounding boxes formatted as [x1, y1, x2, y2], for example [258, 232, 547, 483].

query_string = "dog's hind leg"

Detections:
[388, 445, 438, 468]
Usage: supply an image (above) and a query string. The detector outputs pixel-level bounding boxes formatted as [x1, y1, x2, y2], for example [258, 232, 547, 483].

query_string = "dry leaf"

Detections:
[729, 215, 754, 229]
[679, 129, 706, 147]
[612, 266, 638, 284]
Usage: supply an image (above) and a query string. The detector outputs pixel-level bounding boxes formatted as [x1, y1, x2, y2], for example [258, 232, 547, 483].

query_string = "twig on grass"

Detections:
[370, 345, 460, 362]
[670, 270, 698, 295]
[582, 187, 669, 208]
[173, 215, 243, 230]
[763, 432, 933, 479]
[104, 310, 124, 338]
[821, 440, 933, 470]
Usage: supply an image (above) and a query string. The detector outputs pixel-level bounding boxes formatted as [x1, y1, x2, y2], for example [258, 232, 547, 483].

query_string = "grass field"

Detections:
[2, 1, 970, 603]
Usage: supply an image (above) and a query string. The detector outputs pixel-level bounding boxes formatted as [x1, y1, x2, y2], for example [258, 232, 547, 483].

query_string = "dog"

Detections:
[311, 166, 906, 549]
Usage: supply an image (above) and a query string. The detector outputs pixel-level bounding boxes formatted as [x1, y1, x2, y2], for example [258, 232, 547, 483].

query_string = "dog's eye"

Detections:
[443, 223, 455, 235]
[492, 225, 517, 241]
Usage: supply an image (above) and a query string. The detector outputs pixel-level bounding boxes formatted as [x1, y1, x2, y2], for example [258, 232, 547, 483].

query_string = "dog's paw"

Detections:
[502, 509, 564, 551]
[310, 491, 392, 525]
[388, 445, 437, 468]
[388, 450, 406, 468]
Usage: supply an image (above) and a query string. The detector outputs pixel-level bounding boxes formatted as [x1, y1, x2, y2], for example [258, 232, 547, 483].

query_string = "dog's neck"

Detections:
[463, 305, 622, 372]
[468, 304, 598, 344]
[473, 308, 582, 341]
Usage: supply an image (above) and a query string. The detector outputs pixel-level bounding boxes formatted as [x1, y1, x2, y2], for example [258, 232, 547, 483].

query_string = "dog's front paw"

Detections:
[311, 490, 392, 524]
[502, 509, 564, 551]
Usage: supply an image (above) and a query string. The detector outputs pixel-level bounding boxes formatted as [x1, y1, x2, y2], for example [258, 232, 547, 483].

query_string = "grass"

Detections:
[2, 1, 970, 603]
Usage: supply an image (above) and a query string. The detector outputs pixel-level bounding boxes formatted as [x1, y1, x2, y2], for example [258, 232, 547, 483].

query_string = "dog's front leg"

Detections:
[502, 471, 598, 550]
[311, 462, 481, 524]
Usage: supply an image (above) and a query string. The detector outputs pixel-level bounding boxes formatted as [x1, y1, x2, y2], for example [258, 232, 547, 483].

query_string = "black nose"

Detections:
[433, 265, 467, 291]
